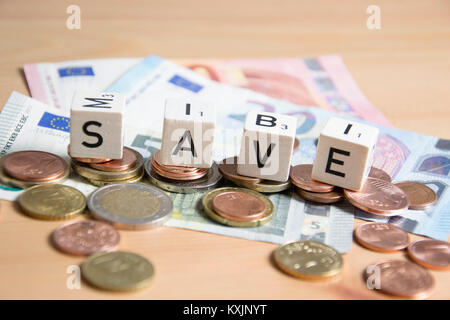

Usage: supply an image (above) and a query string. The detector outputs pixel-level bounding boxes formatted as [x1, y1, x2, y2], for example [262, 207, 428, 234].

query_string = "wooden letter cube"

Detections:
[237, 111, 297, 182]
[160, 98, 216, 168]
[311, 117, 379, 191]
[70, 91, 125, 159]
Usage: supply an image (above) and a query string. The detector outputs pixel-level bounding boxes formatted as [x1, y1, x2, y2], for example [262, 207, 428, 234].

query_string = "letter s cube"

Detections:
[160, 98, 216, 168]
[237, 111, 297, 182]
[311, 117, 379, 191]
[70, 91, 125, 159]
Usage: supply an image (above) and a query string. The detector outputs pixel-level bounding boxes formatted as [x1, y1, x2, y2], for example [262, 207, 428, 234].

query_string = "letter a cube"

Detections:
[311, 117, 379, 191]
[70, 91, 125, 159]
[160, 98, 216, 168]
[237, 110, 297, 182]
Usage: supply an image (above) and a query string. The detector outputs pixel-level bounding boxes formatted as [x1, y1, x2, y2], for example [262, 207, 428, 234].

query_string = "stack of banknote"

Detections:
[0, 54, 447, 254]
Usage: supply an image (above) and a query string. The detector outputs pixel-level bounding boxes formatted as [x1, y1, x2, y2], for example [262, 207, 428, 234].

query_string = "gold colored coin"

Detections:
[71, 148, 144, 182]
[86, 170, 144, 187]
[0, 156, 70, 189]
[202, 187, 274, 227]
[19, 184, 86, 220]
[274, 240, 343, 280]
[233, 179, 291, 193]
[81, 251, 154, 291]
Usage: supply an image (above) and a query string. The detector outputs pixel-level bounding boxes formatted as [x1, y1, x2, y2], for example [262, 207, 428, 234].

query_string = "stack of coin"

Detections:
[145, 150, 222, 193]
[202, 187, 274, 227]
[150, 150, 209, 180]
[69, 146, 144, 186]
[219, 156, 291, 193]
[0, 150, 70, 189]
[290, 164, 343, 204]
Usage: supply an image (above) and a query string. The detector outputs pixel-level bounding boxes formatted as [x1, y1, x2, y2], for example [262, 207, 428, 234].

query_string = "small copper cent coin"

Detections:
[354, 222, 409, 253]
[218, 156, 262, 184]
[52, 220, 120, 256]
[344, 178, 409, 215]
[369, 167, 392, 182]
[289, 164, 335, 193]
[90, 147, 137, 172]
[67, 145, 111, 164]
[2, 150, 67, 182]
[364, 260, 435, 299]
[407, 239, 450, 271]
[212, 191, 266, 222]
[295, 187, 343, 204]
[394, 181, 437, 210]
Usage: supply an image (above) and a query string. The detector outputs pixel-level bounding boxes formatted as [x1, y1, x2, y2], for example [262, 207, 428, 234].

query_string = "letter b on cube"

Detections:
[160, 98, 216, 168]
[237, 111, 297, 182]
[70, 91, 125, 159]
[312, 117, 379, 191]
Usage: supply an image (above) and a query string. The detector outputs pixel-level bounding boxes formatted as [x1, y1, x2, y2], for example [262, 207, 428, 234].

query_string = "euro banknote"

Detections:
[24, 55, 391, 126]
[0, 91, 354, 253]
[106, 55, 449, 242]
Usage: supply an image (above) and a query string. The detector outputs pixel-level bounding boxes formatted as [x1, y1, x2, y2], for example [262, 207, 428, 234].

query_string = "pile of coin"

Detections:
[69, 146, 145, 186]
[219, 156, 291, 193]
[289, 164, 344, 203]
[289, 164, 437, 216]
[202, 187, 274, 227]
[0, 150, 70, 189]
[355, 222, 450, 299]
[145, 150, 222, 193]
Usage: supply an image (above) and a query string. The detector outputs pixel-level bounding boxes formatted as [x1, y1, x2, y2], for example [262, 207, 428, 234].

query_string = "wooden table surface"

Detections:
[0, 0, 449, 299]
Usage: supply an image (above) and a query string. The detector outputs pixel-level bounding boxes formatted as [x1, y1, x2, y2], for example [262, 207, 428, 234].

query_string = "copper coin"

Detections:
[364, 260, 435, 299]
[151, 151, 208, 180]
[52, 220, 120, 256]
[407, 240, 450, 271]
[90, 147, 137, 172]
[295, 187, 343, 204]
[2, 151, 67, 182]
[293, 138, 300, 153]
[218, 156, 262, 184]
[153, 150, 198, 172]
[344, 178, 409, 215]
[152, 158, 208, 180]
[394, 181, 437, 210]
[369, 167, 392, 182]
[355, 222, 409, 253]
[289, 164, 335, 193]
[212, 191, 266, 222]
[67, 145, 111, 164]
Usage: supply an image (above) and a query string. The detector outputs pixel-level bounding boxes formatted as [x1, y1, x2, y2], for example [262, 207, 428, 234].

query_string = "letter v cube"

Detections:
[160, 98, 216, 168]
[237, 110, 297, 182]
[70, 91, 125, 159]
[312, 117, 379, 191]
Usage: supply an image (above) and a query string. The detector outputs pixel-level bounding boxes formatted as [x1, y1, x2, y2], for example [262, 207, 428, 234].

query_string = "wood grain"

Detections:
[0, 0, 449, 299]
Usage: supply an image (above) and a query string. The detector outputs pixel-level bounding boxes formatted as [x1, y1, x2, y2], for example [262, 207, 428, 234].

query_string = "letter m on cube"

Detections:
[312, 117, 379, 191]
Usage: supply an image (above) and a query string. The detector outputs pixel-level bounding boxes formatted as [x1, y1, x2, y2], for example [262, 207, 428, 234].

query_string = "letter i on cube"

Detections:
[160, 98, 216, 168]
[70, 91, 125, 159]
[312, 117, 379, 191]
[237, 110, 297, 182]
